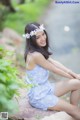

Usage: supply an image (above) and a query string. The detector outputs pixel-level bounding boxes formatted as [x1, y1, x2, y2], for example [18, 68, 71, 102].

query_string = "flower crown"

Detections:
[23, 24, 45, 39]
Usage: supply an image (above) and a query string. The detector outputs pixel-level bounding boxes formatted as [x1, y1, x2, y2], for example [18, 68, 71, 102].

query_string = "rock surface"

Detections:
[9, 89, 75, 120]
[41, 112, 75, 120]
[10, 88, 54, 120]
[2, 28, 23, 46]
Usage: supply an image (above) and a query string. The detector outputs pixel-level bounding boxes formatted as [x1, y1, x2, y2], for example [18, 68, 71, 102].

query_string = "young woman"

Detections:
[23, 22, 80, 120]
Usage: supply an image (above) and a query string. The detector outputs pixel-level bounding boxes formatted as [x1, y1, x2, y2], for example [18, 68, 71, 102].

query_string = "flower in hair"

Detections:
[23, 33, 30, 39]
[30, 31, 36, 36]
[39, 24, 44, 30]
[23, 24, 45, 39]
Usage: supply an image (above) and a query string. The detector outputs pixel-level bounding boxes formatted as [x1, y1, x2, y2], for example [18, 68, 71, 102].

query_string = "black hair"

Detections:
[24, 22, 52, 62]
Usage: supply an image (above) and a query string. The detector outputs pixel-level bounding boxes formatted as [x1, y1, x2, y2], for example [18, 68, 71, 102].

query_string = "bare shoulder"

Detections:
[26, 52, 43, 62]
[32, 51, 43, 57]
[29, 52, 57, 72]
[32, 52, 52, 69]
[26, 52, 37, 70]
[31, 51, 44, 61]
[26, 52, 43, 64]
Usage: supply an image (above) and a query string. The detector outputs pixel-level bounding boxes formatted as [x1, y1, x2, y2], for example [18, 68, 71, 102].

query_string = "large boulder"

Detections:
[0, 29, 24, 66]
[0, 37, 15, 51]
[9, 88, 55, 120]
[2, 28, 23, 46]
[9, 89, 75, 120]
[41, 111, 75, 120]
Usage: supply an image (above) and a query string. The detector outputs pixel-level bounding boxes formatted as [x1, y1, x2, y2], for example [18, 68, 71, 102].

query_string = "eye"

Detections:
[36, 35, 41, 39]
[36, 36, 40, 39]
[42, 32, 45, 36]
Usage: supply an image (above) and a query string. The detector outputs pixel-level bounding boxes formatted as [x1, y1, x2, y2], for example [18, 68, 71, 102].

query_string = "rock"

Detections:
[41, 111, 75, 120]
[9, 89, 55, 120]
[9, 89, 75, 120]
[0, 37, 15, 51]
[2, 28, 23, 46]
[0, 33, 24, 65]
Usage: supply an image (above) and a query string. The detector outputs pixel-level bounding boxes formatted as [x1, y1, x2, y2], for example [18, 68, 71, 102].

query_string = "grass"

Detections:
[3, 0, 52, 34]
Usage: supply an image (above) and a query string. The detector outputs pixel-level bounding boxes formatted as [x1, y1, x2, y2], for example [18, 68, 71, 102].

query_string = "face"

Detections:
[36, 31, 47, 47]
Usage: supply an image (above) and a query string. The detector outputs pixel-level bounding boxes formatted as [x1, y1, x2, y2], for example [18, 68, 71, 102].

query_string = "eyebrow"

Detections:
[36, 35, 40, 37]
[36, 32, 44, 37]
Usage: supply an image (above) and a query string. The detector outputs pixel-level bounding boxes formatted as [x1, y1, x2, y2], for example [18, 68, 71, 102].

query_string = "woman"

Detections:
[23, 22, 80, 120]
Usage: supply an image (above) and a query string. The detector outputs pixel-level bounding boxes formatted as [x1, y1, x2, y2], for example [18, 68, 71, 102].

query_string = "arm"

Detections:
[33, 52, 73, 79]
[48, 57, 79, 79]
[48, 57, 71, 73]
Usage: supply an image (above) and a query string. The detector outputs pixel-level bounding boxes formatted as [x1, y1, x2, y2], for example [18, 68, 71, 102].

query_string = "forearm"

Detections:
[48, 58, 77, 79]
[53, 60, 78, 78]
[52, 67, 73, 79]
[48, 58, 70, 73]
[68, 70, 77, 78]
[53, 60, 70, 73]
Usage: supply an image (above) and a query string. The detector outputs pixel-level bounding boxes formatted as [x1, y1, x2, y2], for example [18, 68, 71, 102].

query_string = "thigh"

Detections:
[54, 79, 73, 97]
[47, 98, 76, 115]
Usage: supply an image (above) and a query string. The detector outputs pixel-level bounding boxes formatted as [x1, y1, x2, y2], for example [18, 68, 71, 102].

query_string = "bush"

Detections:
[4, 0, 51, 34]
[0, 4, 8, 30]
[0, 45, 27, 113]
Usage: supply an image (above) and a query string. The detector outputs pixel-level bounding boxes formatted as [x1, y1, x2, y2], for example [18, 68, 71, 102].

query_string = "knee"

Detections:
[68, 79, 80, 89]
[72, 106, 80, 117]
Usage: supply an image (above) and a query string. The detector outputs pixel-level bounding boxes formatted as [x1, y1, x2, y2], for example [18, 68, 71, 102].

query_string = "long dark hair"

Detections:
[24, 22, 52, 62]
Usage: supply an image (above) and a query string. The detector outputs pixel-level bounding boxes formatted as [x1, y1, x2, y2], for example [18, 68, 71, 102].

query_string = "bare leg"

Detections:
[70, 90, 80, 106]
[48, 99, 80, 120]
[54, 79, 80, 106]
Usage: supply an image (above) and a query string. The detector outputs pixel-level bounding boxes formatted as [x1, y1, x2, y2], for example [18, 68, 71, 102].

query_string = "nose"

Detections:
[41, 35, 45, 41]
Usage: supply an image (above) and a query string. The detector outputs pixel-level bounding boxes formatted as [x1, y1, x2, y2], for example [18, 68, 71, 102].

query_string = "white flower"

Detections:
[22, 33, 30, 39]
[39, 24, 45, 30]
[25, 33, 30, 39]
[30, 31, 36, 36]
[23, 24, 45, 39]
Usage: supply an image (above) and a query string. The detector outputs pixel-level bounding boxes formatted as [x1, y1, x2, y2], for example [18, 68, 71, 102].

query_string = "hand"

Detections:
[68, 70, 78, 79]
[69, 72, 80, 80]
[76, 74, 80, 80]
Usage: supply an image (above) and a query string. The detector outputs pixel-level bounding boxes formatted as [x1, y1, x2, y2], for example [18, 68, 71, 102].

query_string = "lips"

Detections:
[40, 42, 46, 47]
[41, 42, 45, 44]
[41, 43, 46, 45]
[40, 41, 46, 44]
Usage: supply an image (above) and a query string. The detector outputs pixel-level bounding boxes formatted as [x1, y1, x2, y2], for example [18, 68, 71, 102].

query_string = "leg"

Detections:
[48, 99, 80, 120]
[70, 90, 80, 106]
[54, 79, 80, 106]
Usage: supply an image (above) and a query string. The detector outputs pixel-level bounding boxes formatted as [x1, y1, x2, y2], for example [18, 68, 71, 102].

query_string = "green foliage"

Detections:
[0, 4, 8, 30]
[0, 45, 27, 113]
[3, 0, 51, 34]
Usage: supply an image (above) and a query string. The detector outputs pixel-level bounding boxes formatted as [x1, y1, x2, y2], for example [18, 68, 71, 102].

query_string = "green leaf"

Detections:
[0, 73, 6, 82]
[8, 84, 19, 90]
[0, 84, 6, 92]
[0, 96, 8, 105]
[0, 46, 28, 113]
